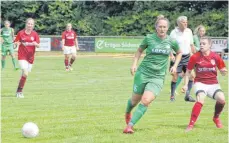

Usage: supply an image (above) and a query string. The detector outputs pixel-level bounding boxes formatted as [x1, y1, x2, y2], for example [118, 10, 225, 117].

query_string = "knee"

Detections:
[22, 70, 29, 77]
[215, 92, 225, 104]
[141, 96, 152, 106]
[71, 55, 76, 59]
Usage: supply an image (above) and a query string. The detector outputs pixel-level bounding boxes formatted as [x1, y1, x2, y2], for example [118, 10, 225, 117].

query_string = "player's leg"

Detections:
[125, 71, 145, 125]
[170, 71, 178, 101]
[68, 47, 77, 70]
[185, 82, 206, 132]
[184, 67, 196, 102]
[64, 54, 70, 71]
[125, 93, 142, 124]
[9, 45, 19, 70]
[176, 72, 183, 89]
[124, 80, 162, 134]
[16, 60, 32, 98]
[63, 46, 70, 71]
[1, 55, 6, 70]
[208, 85, 225, 128]
[1, 45, 7, 70]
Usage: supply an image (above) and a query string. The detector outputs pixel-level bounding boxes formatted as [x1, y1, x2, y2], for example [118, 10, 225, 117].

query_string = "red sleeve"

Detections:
[187, 55, 197, 71]
[14, 31, 21, 42]
[61, 31, 65, 40]
[215, 54, 226, 69]
[36, 32, 40, 44]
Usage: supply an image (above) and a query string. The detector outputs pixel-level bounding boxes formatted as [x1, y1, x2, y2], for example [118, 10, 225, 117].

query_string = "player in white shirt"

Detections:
[169, 16, 196, 102]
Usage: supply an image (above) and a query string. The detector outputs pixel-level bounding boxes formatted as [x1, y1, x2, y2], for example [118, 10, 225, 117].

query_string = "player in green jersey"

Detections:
[123, 15, 182, 134]
[1, 20, 18, 70]
[193, 25, 206, 51]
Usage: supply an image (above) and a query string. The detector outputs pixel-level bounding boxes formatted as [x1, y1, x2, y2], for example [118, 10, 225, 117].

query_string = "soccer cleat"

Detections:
[123, 125, 134, 134]
[125, 113, 131, 125]
[170, 96, 175, 102]
[16, 92, 24, 98]
[213, 118, 223, 128]
[184, 96, 196, 102]
[185, 125, 194, 132]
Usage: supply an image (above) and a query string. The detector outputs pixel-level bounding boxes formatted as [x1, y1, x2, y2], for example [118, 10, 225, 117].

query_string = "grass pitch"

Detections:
[1, 55, 228, 143]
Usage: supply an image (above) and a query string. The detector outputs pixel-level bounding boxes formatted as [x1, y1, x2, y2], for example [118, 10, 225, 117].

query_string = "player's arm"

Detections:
[32, 34, 40, 48]
[11, 28, 15, 40]
[131, 47, 144, 76]
[170, 39, 182, 74]
[190, 30, 196, 55]
[170, 51, 175, 62]
[216, 55, 227, 76]
[0, 29, 3, 44]
[14, 32, 21, 49]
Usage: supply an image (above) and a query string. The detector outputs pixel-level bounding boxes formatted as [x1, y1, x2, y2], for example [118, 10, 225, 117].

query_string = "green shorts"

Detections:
[133, 71, 164, 96]
[1, 44, 14, 56]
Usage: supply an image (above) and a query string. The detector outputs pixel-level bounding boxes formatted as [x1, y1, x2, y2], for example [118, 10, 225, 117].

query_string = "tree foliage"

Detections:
[1, 1, 228, 36]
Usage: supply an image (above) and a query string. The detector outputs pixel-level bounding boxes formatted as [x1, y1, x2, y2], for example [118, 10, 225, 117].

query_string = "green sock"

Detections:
[126, 99, 134, 113]
[176, 76, 183, 88]
[1, 60, 6, 69]
[12, 58, 18, 68]
[129, 103, 147, 126]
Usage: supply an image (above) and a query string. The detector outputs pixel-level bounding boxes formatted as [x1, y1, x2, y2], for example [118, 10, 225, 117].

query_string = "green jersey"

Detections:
[1, 27, 14, 44]
[137, 33, 179, 80]
[193, 35, 200, 51]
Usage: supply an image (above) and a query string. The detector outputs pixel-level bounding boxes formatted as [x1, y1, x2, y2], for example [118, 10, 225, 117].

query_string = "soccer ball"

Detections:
[22, 122, 39, 138]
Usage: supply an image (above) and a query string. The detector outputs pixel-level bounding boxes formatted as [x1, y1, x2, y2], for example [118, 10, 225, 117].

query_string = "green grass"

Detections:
[1, 56, 228, 143]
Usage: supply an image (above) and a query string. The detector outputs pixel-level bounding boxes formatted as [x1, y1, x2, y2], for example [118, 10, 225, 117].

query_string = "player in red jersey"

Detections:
[182, 36, 227, 132]
[14, 18, 40, 98]
[62, 23, 79, 71]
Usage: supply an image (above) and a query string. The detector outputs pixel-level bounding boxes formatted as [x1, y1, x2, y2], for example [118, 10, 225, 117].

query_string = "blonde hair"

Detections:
[194, 25, 205, 35]
[26, 18, 35, 24]
[200, 36, 212, 45]
[4, 20, 10, 24]
[155, 14, 170, 28]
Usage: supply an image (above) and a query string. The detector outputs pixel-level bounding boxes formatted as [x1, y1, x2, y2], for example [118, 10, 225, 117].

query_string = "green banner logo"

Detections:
[95, 38, 143, 53]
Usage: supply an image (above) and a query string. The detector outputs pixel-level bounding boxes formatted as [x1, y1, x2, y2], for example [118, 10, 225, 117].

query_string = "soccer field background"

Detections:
[1, 55, 228, 143]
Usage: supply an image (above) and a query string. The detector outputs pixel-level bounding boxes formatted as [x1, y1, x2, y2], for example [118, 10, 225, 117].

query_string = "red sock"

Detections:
[70, 58, 75, 66]
[189, 102, 203, 126]
[64, 59, 69, 68]
[17, 76, 27, 92]
[214, 101, 225, 118]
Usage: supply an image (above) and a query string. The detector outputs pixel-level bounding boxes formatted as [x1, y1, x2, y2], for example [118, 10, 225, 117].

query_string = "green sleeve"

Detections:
[171, 39, 180, 53]
[193, 35, 200, 50]
[139, 35, 148, 50]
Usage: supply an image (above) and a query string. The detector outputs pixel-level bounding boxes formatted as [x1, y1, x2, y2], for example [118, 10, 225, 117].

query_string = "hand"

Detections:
[32, 41, 38, 47]
[182, 85, 188, 93]
[170, 66, 177, 74]
[76, 46, 79, 51]
[220, 68, 227, 76]
[170, 55, 175, 62]
[130, 65, 137, 76]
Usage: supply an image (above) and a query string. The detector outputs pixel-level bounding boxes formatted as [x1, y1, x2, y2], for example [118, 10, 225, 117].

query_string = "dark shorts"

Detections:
[224, 48, 228, 53]
[177, 54, 190, 73]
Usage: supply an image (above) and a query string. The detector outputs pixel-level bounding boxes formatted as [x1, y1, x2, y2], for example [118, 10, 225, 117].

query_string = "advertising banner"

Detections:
[211, 38, 228, 52]
[36, 38, 51, 51]
[51, 37, 95, 52]
[95, 38, 143, 53]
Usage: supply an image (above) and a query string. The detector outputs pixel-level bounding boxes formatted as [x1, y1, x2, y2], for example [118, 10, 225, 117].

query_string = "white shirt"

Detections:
[170, 27, 194, 55]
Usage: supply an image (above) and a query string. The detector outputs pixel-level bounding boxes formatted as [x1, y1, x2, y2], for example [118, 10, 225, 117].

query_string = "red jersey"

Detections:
[187, 51, 226, 84]
[62, 30, 77, 46]
[14, 30, 40, 64]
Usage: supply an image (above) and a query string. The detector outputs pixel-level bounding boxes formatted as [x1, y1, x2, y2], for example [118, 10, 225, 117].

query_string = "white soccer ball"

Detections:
[22, 122, 39, 138]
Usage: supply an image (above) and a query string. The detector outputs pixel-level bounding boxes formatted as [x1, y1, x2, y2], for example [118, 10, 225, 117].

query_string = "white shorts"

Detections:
[63, 46, 76, 55]
[18, 60, 33, 72]
[193, 82, 222, 99]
